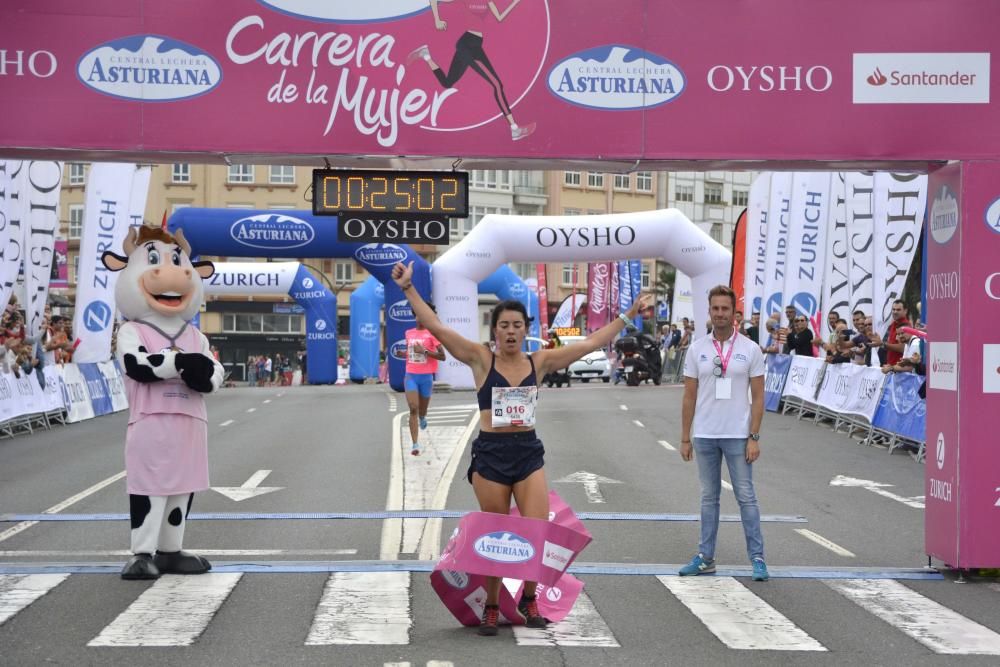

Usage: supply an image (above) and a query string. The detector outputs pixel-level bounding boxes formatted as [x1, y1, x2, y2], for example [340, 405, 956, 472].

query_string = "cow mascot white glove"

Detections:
[101, 225, 223, 580]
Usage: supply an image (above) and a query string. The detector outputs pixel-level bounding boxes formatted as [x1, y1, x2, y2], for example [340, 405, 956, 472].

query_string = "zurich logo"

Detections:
[507, 282, 527, 298]
[390, 339, 408, 360]
[388, 299, 415, 322]
[231, 214, 315, 250]
[548, 45, 686, 110]
[788, 292, 819, 319]
[301, 277, 314, 289]
[257, 0, 429, 23]
[83, 301, 113, 332]
[764, 293, 784, 318]
[78, 35, 222, 101]
[358, 323, 379, 341]
[985, 195, 1000, 235]
[315, 319, 327, 331]
[473, 531, 535, 563]
[354, 243, 407, 266]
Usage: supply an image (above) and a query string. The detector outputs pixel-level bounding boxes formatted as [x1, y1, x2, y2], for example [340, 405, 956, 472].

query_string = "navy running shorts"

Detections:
[467, 430, 545, 487]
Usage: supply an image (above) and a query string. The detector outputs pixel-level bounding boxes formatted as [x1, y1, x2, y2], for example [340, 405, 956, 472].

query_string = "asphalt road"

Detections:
[1, 381, 998, 666]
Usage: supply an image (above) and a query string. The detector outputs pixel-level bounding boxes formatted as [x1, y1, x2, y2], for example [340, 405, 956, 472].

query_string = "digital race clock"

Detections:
[312, 169, 469, 218]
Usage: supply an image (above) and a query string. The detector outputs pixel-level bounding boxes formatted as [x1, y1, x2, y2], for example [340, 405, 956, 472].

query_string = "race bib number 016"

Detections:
[491, 386, 538, 428]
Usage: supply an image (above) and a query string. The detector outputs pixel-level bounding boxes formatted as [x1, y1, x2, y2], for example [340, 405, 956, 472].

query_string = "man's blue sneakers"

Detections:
[752, 558, 769, 581]
[679, 554, 716, 576]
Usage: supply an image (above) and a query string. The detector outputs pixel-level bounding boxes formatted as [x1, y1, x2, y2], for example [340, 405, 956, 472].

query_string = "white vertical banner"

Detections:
[782, 172, 831, 339]
[822, 173, 851, 340]
[24, 161, 64, 340]
[743, 173, 770, 343]
[0, 161, 27, 310]
[671, 270, 694, 324]
[872, 173, 927, 336]
[761, 172, 793, 325]
[845, 171, 878, 321]
[73, 163, 138, 364]
[128, 166, 151, 227]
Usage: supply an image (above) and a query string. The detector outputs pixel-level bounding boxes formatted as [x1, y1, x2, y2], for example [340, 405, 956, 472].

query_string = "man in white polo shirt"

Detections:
[679, 285, 768, 581]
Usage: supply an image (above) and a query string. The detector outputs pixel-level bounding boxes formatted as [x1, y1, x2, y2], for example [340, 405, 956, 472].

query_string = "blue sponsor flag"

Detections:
[764, 354, 792, 412]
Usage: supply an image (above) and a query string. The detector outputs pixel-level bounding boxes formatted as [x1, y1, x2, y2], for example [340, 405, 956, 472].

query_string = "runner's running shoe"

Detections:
[419, 416, 427, 430]
[752, 558, 769, 581]
[517, 593, 547, 628]
[479, 604, 500, 636]
[406, 45, 430, 65]
[511, 122, 537, 141]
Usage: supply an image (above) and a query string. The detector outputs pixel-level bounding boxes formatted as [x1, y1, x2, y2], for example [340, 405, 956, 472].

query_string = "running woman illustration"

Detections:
[407, 0, 536, 141]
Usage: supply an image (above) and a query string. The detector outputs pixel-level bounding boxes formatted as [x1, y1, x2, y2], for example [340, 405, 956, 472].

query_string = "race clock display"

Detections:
[313, 169, 469, 218]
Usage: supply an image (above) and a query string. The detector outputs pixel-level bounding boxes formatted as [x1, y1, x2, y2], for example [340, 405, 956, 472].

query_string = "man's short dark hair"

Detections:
[837, 318, 848, 326]
[853, 309, 865, 318]
[50, 315, 64, 324]
[708, 285, 736, 309]
[829, 310, 840, 319]
[893, 299, 908, 312]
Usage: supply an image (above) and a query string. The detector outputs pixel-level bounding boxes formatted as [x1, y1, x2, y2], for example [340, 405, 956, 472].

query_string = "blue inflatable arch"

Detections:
[168, 208, 430, 391]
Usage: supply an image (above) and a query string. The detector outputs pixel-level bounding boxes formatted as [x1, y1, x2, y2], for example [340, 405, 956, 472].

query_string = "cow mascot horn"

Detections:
[102, 224, 222, 580]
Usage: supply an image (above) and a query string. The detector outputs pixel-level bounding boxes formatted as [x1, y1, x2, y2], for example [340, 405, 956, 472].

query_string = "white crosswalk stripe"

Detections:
[0, 574, 69, 626]
[513, 591, 619, 647]
[306, 571, 411, 645]
[88, 573, 242, 647]
[657, 576, 827, 651]
[3, 571, 1000, 654]
[826, 578, 1000, 655]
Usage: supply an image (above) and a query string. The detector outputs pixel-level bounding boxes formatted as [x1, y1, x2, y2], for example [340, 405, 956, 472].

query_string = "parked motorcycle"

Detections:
[614, 330, 662, 386]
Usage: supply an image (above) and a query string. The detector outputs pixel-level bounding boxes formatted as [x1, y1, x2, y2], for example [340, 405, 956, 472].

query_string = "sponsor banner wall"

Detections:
[42, 366, 65, 412]
[78, 362, 113, 416]
[763, 353, 792, 412]
[97, 360, 128, 412]
[761, 173, 792, 324]
[72, 163, 137, 363]
[23, 161, 63, 340]
[57, 363, 94, 423]
[2, 3, 999, 163]
[822, 173, 851, 340]
[872, 173, 928, 336]
[845, 172, 877, 321]
[925, 164, 962, 566]
[780, 355, 826, 403]
[871, 371, 926, 442]
[782, 172, 831, 338]
[955, 161, 1000, 566]
[815, 362, 886, 421]
[744, 173, 770, 341]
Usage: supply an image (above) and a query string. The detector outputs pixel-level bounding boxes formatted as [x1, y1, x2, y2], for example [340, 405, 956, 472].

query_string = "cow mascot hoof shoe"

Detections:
[120, 553, 160, 580]
[153, 550, 212, 575]
[102, 225, 222, 581]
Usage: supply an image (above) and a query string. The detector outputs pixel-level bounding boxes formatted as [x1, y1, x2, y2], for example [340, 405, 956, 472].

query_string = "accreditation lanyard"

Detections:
[711, 330, 738, 378]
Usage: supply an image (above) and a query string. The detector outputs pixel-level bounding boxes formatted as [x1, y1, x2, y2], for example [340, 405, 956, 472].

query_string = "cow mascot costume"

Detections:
[102, 224, 223, 580]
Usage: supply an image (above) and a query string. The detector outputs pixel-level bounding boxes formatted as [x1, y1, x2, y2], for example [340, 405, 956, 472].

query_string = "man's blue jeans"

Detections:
[693, 437, 765, 562]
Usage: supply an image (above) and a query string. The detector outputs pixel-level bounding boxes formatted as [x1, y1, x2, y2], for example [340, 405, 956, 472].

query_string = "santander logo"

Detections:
[867, 68, 888, 86]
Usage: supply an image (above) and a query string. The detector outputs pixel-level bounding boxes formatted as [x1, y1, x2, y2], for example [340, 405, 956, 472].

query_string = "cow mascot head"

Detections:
[102, 224, 223, 580]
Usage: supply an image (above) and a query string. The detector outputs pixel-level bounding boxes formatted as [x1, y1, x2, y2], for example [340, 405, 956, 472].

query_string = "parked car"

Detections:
[568, 348, 612, 382]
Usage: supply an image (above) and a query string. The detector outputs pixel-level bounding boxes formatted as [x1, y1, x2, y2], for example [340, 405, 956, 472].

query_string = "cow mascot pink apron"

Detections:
[101, 224, 223, 580]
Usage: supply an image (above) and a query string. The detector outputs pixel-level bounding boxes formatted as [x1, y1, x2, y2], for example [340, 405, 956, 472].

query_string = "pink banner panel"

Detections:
[1, 1, 999, 163]
[955, 161, 1000, 567]
[924, 163, 962, 566]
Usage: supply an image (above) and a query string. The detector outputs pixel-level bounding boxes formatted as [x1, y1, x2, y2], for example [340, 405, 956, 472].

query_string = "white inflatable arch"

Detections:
[433, 209, 732, 389]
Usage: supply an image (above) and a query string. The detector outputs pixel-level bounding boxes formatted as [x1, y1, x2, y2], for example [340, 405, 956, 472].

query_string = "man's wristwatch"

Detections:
[749, 432, 760, 441]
